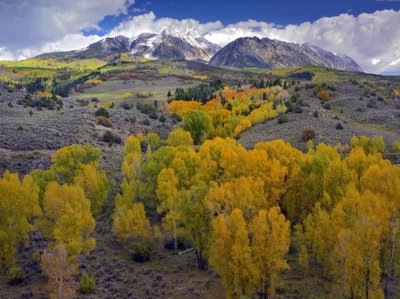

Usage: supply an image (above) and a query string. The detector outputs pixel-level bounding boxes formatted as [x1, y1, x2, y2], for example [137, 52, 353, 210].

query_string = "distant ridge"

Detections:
[209, 36, 363, 72]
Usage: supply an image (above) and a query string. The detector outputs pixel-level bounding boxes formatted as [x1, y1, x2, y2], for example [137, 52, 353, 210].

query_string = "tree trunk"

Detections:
[173, 221, 178, 253]
[59, 271, 63, 299]
[195, 249, 208, 270]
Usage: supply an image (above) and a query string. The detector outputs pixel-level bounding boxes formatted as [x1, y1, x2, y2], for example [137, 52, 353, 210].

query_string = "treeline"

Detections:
[172, 79, 223, 103]
[51, 70, 101, 97]
[7, 69, 101, 98]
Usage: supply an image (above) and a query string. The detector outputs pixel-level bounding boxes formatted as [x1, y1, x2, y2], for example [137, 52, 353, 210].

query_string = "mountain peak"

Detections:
[209, 37, 363, 72]
[129, 30, 221, 61]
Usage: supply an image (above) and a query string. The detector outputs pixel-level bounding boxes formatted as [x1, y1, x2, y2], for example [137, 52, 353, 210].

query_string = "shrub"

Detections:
[293, 104, 303, 113]
[285, 101, 293, 112]
[125, 116, 136, 124]
[159, 115, 166, 123]
[137, 91, 153, 98]
[367, 99, 377, 109]
[98, 116, 113, 127]
[120, 102, 133, 110]
[7, 266, 25, 285]
[76, 99, 89, 106]
[142, 118, 150, 126]
[291, 94, 300, 102]
[313, 110, 319, 118]
[123, 91, 133, 99]
[392, 141, 400, 153]
[129, 241, 151, 262]
[149, 112, 158, 120]
[323, 103, 331, 110]
[79, 272, 95, 294]
[102, 131, 121, 144]
[277, 113, 288, 124]
[336, 123, 344, 130]
[95, 107, 110, 118]
[302, 128, 315, 142]
[317, 90, 332, 101]
[137, 102, 156, 114]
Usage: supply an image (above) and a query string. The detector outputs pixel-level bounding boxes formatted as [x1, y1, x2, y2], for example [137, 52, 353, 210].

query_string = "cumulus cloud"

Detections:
[0, 0, 133, 59]
[108, 12, 223, 37]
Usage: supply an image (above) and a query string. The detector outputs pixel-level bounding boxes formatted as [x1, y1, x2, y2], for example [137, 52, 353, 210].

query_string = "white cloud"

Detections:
[0, 0, 133, 59]
[108, 12, 223, 37]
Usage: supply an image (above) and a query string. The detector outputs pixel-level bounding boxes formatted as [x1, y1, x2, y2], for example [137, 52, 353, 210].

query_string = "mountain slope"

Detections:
[36, 36, 131, 60]
[209, 37, 363, 72]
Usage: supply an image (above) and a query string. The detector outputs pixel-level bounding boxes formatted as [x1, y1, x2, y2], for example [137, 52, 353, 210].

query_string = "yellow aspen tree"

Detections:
[31, 169, 59, 207]
[0, 172, 40, 268]
[250, 207, 291, 298]
[178, 182, 211, 269]
[331, 189, 388, 299]
[143, 132, 161, 150]
[51, 144, 100, 184]
[209, 209, 255, 299]
[166, 127, 194, 147]
[322, 159, 351, 210]
[42, 182, 96, 256]
[204, 176, 265, 220]
[74, 164, 110, 215]
[113, 203, 152, 242]
[156, 168, 179, 251]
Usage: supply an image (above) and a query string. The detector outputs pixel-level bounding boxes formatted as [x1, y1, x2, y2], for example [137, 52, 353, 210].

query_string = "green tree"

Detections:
[183, 110, 212, 145]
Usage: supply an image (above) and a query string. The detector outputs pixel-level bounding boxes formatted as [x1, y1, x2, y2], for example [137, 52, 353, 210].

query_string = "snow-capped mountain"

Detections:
[129, 29, 221, 61]
[209, 37, 363, 72]
[36, 30, 221, 61]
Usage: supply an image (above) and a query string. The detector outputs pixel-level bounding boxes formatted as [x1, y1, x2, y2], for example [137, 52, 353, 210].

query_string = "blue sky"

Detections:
[94, 0, 400, 36]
